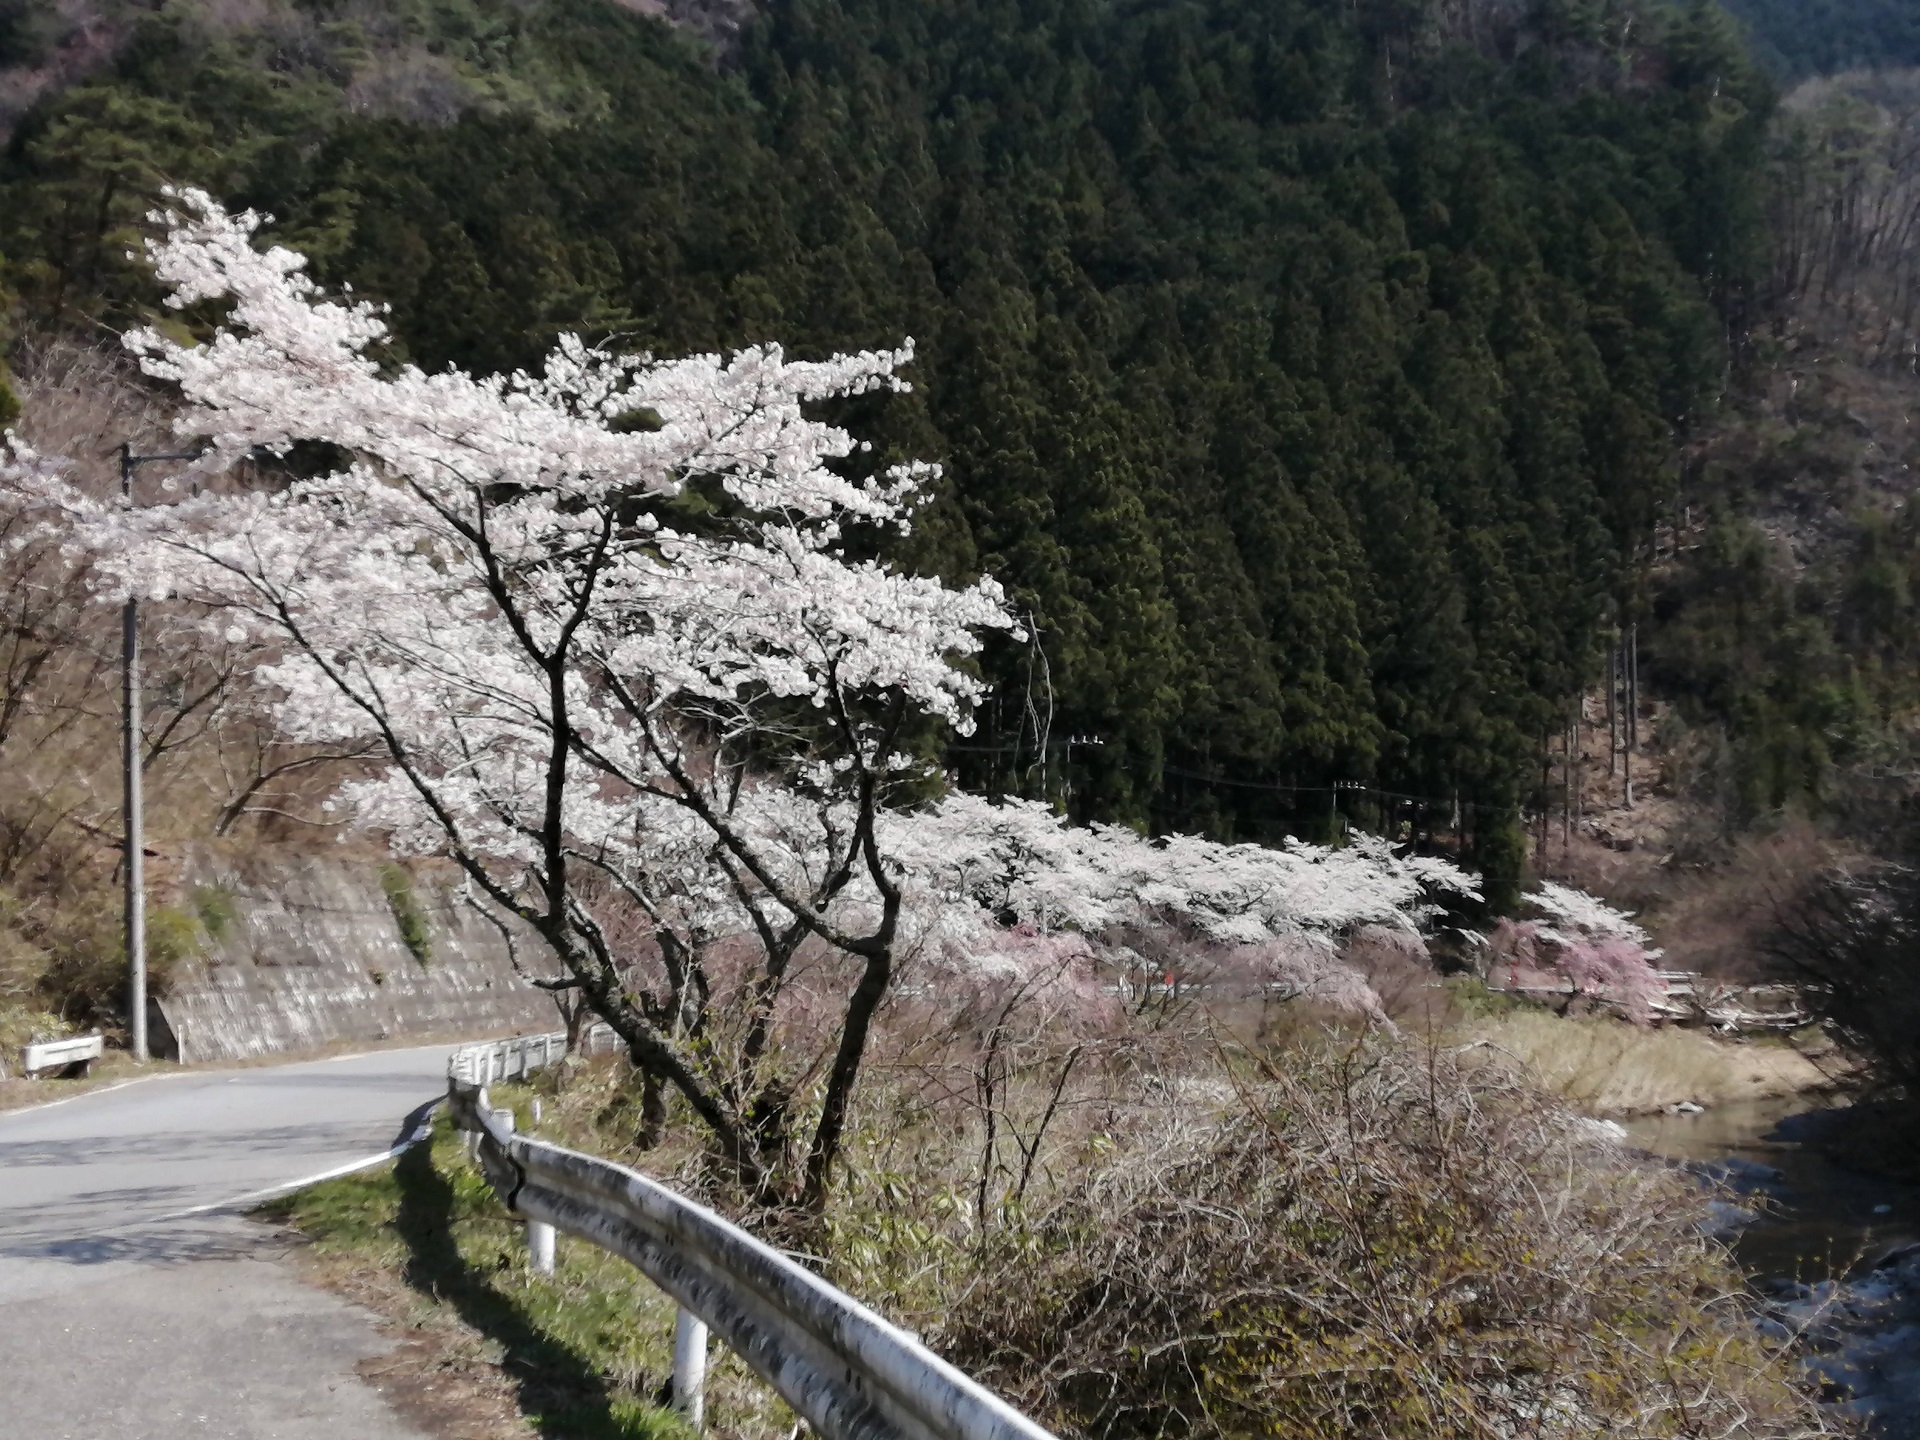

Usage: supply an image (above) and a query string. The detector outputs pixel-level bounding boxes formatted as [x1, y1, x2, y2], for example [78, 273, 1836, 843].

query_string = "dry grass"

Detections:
[1457, 1009, 1839, 1115]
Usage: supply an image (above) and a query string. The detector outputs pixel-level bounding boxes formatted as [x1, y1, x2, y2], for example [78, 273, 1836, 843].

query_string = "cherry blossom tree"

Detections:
[884, 793, 1475, 933]
[1527, 881, 1655, 947]
[4, 191, 1497, 1201]
[5, 189, 1013, 1204]
[880, 793, 1477, 1024]
[1488, 884, 1666, 1023]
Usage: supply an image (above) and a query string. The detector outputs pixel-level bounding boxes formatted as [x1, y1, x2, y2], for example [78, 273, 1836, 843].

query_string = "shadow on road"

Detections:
[390, 1139, 648, 1439]
[0, 1211, 269, 1268]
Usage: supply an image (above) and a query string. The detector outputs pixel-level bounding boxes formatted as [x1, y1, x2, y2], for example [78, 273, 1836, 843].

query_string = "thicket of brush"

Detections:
[928, 1044, 1822, 1439]
[521, 977, 1837, 1440]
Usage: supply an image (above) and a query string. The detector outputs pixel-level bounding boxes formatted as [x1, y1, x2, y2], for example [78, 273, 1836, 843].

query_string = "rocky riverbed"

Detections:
[1627, 1101, 1920, 1437]
[1759, 1253, 1920, 1437]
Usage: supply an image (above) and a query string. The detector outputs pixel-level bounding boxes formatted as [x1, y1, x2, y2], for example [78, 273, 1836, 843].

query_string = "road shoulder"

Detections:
[0, 1213, 431, 1439]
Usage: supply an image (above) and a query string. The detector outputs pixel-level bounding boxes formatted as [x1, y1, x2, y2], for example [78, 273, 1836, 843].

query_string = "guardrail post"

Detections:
[672, 1307, 709, 1428]
[528, 1219, 556, 1276]
[443, 1028, 1062, 1440]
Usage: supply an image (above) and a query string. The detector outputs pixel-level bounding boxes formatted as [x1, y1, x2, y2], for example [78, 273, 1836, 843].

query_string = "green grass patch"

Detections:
[260, 1116, 781, 1438]
[0, 1002, 71, 1054]
[1440, 972, 1523, 1019]
[146, 904, 204, 994]
[378, 863, 434, 968]
[191, 884, 239, 941]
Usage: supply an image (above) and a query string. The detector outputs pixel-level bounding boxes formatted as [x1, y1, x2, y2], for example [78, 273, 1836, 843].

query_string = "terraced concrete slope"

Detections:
[157, 850, 561, 1063]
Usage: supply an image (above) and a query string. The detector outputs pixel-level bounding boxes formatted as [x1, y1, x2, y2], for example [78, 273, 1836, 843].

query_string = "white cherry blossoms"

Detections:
[5, 189, 1491, 1051]
[14, 189, 1009, 893]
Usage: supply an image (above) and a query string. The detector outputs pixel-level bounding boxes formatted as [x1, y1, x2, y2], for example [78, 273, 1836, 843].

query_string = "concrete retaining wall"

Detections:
[155, 849, 562, 1063]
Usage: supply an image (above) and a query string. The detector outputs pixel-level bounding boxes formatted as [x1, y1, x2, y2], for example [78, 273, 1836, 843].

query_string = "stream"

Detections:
[1623, 1098, 1920, 1435]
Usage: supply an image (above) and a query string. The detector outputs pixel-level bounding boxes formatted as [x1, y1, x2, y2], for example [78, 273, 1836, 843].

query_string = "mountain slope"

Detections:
[0, 0, 1773, 900]
[1720, 0, 1920, 78]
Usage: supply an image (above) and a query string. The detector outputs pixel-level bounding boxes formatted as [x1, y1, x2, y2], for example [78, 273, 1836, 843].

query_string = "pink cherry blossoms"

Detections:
[1487, 882, 1666, 1023]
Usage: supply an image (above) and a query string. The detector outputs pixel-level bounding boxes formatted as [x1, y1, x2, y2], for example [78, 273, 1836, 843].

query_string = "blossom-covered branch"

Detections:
[7, 190, 1014, 1201]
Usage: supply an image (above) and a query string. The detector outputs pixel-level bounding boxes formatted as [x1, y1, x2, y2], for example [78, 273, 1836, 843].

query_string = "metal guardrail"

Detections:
[444, 1030, 1055, 1440]
[18, 1033, 105, 1077]
[444, 1025, 619, 1084]
[1491, 971, 1810, 1032]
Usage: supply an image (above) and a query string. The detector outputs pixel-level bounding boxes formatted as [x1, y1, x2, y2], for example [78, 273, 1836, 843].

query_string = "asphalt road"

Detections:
[0, 1044, 463, 1439]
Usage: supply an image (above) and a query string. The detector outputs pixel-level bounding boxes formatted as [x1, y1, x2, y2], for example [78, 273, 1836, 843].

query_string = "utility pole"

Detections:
[120, 444, 146, 1062]
[119, 442, 201, 1063]
[1629, 623, 1640, 755]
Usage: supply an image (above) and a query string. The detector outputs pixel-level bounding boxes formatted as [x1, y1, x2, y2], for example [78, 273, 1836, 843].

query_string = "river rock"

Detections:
[1702, 1199, 1760, 1237]
[1875, 1244, 1920, 1270]
[1572, 1117, 1629, 1145]
[1766, 1260, 1920, 1437]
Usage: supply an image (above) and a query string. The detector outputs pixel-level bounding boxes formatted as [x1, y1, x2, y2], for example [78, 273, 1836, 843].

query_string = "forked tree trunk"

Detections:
[638, 1068, 667, 1150]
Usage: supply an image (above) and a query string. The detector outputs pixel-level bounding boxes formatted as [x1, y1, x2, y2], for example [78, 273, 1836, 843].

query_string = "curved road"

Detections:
[0, 1044, 462, 1439]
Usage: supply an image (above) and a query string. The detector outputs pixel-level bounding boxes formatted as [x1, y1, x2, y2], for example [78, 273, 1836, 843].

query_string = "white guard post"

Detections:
[674, 1307, 710, 1427]
[529, 1219, 557, 1275]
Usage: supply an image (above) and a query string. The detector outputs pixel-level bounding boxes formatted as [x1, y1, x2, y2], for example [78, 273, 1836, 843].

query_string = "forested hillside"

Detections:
[0, 0, 1773, 898]
[1720, 0, 1920, 77]
[1634, 55, 1920, 859]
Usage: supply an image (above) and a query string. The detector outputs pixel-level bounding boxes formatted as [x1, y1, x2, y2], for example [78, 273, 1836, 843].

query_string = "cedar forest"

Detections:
[0, 0, 1914, 910]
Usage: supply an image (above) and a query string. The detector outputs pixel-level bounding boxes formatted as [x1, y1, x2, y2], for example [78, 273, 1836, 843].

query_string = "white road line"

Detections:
[158, 1148, 409, 1220]
[23, 1126, 440, 1247]
[153, 1101, 442, 1221]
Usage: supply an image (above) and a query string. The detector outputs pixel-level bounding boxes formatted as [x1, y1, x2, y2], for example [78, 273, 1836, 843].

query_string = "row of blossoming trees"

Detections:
[2, 194, 1660, 1206]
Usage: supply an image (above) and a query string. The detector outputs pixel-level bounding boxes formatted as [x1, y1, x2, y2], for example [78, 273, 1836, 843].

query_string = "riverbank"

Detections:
[1459, 1008, 1844, 1116]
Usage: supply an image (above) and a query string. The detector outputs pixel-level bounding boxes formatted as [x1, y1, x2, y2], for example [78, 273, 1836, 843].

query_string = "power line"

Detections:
[940, 741, 1524, 820]
[1159, 766, 1517, 818]
[944, 734, 1105, 755]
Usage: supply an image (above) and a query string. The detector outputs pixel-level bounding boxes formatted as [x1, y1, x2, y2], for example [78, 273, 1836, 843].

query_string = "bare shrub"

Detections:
[9, 334, 173, 483]
[1655, 819, 1847, 981]
[927, 1041, 1836, 1440]
[1340, 923, 1445, 1025]
[1540, 826, 1673, 917]
[1767, 860, 1920, 1098]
